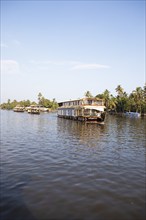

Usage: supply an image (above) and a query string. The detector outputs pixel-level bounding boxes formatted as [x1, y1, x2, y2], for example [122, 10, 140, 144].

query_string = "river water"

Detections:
[0, 110, 145, 220]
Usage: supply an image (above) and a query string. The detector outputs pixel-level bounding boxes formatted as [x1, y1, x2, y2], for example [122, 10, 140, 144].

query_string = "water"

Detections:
[0, 110, 145, 220]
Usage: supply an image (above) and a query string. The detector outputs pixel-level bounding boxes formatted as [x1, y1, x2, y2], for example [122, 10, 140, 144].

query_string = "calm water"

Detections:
[0, 110, 145, 220]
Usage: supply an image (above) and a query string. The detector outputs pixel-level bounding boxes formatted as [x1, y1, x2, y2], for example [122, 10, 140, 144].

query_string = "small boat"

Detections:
[58, 98, 106, 124]
[124, 112, 141, 118]
[27, 106, 40, 114]
[28, 109, 40, 114]
[26, 105, 49, 114]
[13, 106, 25, 112]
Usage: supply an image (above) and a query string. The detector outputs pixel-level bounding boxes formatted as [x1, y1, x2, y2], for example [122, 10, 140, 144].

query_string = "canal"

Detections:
[0, 110, 145, 220]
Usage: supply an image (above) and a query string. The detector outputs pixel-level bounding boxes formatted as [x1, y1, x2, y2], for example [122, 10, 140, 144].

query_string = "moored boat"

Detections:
[13, 106, 25, 112]
[27, 105, 40, 114]
[124, 112, 141, 118]
[58, 98, 106, 124]
[26, 105, 49, 113]
[28, 109, 40, 114]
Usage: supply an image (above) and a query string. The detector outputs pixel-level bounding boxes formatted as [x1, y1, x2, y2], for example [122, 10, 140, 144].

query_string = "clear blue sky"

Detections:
[1, 0, 145, 103]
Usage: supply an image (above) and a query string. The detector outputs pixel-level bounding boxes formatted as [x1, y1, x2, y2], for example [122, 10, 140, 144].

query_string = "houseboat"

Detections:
[27, 105, 40, 114]
[26, 105, 49, 113]
[58, 98, 106, 123]
[13, 106, 25, 112]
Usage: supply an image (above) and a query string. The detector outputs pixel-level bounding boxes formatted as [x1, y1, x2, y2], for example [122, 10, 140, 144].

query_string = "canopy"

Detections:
[83, 105, 105, 112]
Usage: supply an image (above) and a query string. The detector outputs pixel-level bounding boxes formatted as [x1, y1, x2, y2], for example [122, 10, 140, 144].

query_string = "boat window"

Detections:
[88, 100, 92, 105]
[84, 109, 90, 115]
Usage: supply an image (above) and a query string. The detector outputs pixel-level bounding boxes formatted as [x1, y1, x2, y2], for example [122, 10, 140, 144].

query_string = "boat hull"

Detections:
[28, 109, 40, 114]
[58, 113, 105, 124]
[13, 107, 25, 112]
[13, 110, 24, 112]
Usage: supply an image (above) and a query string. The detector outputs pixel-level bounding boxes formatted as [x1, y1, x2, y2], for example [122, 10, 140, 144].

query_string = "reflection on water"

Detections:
[57, 117, 106, 147]
[0, 111, 145, 220]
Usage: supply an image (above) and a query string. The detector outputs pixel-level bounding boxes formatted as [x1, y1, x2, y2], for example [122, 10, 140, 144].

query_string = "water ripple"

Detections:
[0, 111, 145, 220]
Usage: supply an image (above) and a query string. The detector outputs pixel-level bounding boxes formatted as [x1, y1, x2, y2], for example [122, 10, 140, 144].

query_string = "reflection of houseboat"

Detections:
[13, 106, 25, 112]
[58, 98, 106, 124]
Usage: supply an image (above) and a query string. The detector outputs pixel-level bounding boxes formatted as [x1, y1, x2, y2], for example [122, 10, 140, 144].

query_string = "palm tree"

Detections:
[108, 95, 117, 112]
[143, 84, 146, 102]
[141, 85, 146, 113]
[115, 85, 126, 112]
[38, 92, 43, 105]
[84, 91, 93, 98]
[132, 87, 143, 113]
[115, 85, 124, 97]
[95, 93, 104, 99]
[102, 89, 110, 110]
[7, 99, 11, 110]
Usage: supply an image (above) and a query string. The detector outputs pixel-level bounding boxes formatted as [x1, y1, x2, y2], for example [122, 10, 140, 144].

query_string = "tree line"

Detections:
[0, 92, 58, 110]
[85, 85, 146, 114]
[1, 85, 146, 113]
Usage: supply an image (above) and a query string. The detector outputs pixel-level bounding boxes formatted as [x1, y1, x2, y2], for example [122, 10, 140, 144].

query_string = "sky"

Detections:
[1, 0, 145, 103]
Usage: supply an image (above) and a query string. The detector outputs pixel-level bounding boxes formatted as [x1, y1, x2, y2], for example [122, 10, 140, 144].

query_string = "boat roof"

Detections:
[58, 97, 104, 104]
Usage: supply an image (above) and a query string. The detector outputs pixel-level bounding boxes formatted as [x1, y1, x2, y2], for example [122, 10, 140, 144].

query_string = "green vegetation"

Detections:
[90, 84, 146, 114]
[0, 93, 58, 110]
[84, 91, 93, 98]
[37, 93, 58, 110]
[1, 85, 146, 114]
